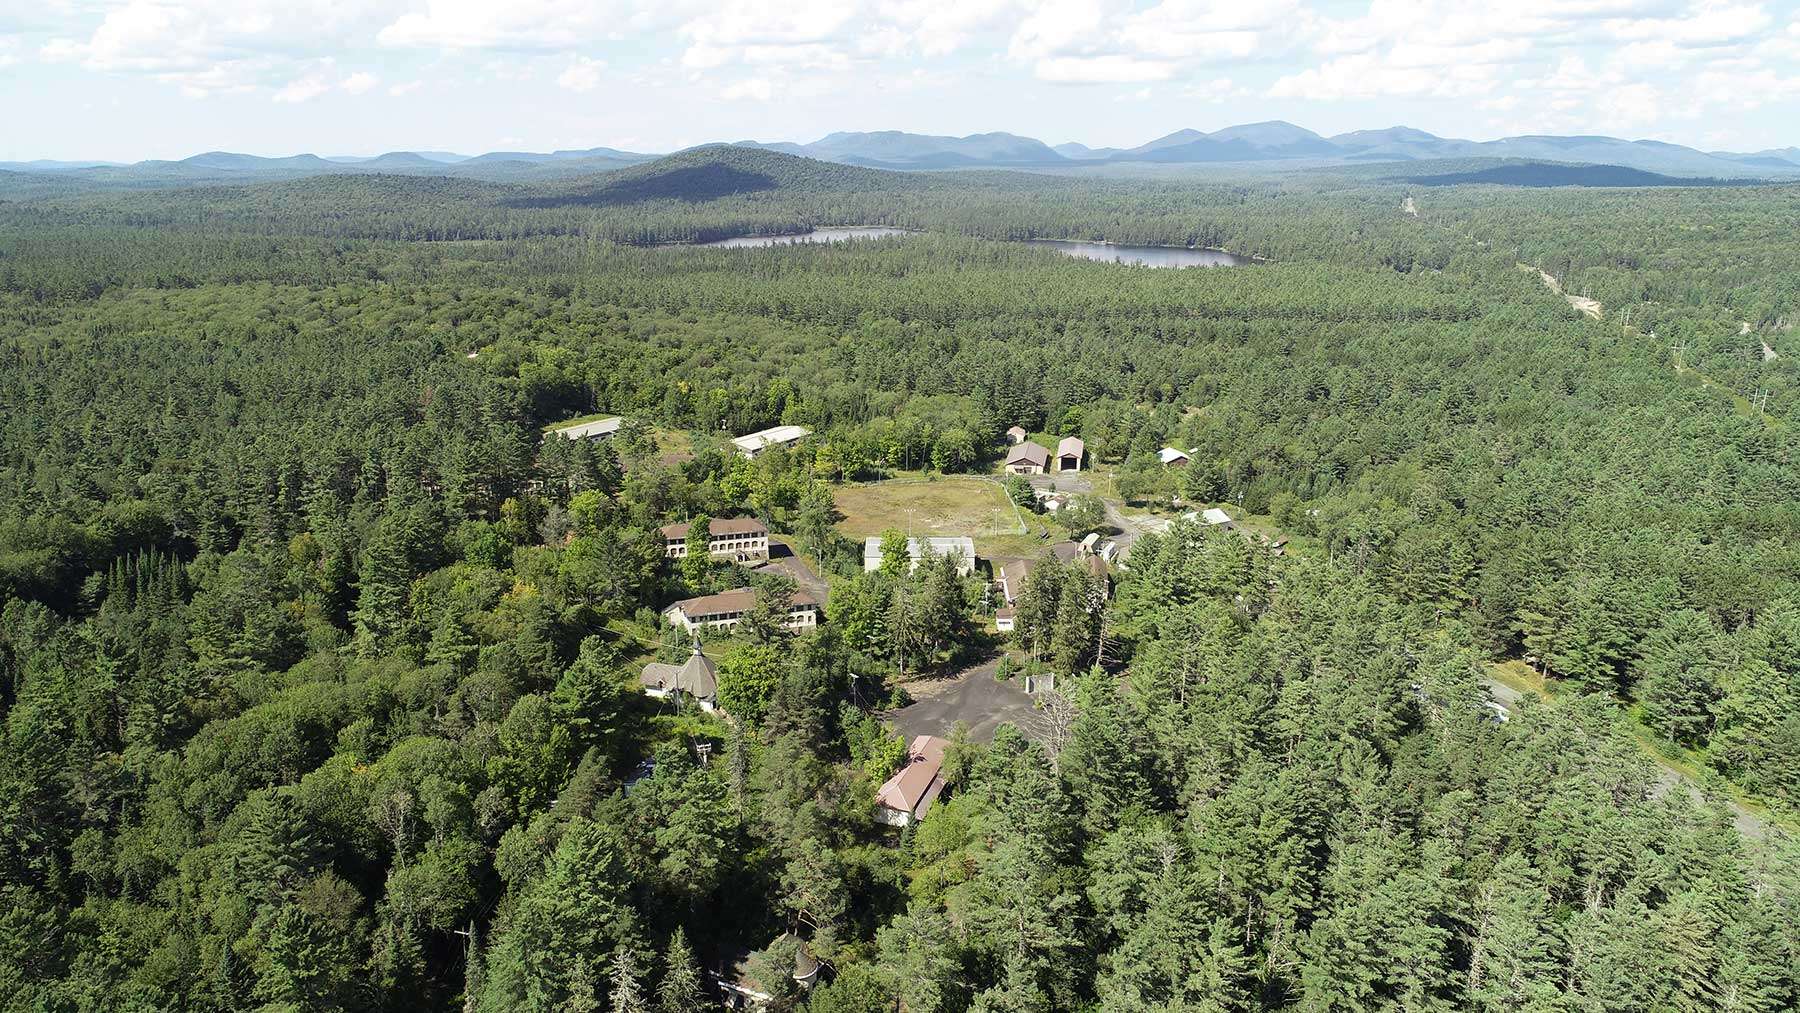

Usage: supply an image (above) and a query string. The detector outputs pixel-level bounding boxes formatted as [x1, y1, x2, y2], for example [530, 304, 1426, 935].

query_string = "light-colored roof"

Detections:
[1006, 425, 1027, 436]
[1057, 436, 1085, 458]
[660, 516, 769, 540]
[668, 586, 821, 619]
[640, 645, 719, 699]
[875, 735, 949, 819]
[731, 424, 812, 454]
[554, 417, 623, 440]
[1005, 442, 1050, 467]
[1158, 447, 1190, 464]
[862, 536, 976, 563]
[1202, 507, 1233, 525]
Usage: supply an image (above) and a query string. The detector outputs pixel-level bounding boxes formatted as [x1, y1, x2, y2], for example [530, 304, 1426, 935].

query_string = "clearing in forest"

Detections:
[1523, 264, 1602, 320]
[834, 478, 1024, 543]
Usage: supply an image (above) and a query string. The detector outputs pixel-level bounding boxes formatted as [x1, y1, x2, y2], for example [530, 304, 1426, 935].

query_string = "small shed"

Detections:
[1201, 507, 1235, 530]
[1158, 447, 1190, 467]
[1006, 425, 1028, 445]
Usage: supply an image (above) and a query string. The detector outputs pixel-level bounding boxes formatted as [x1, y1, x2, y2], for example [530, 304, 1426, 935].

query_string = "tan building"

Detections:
[1004, 441, 1050, 475]
[1006, 425, 1028, 445]
[659, 517, 770, 561]
[1056, 437, 1085, 472]
[663, 587, 822, 634]
[874, 736, 949, 827]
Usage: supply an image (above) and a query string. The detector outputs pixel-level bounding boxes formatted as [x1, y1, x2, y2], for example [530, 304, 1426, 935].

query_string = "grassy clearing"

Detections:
[834, 478, 1023, 546]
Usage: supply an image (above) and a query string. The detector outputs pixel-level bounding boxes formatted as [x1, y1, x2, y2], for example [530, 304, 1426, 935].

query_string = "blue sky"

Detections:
[4, 0, 1798, 161]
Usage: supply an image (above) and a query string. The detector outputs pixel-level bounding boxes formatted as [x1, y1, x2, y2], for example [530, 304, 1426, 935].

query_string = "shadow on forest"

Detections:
[506, 166, 779, 208]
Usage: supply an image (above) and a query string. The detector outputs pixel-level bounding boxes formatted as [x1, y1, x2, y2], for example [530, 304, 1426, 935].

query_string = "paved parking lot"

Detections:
[884, 655, 1042, 743]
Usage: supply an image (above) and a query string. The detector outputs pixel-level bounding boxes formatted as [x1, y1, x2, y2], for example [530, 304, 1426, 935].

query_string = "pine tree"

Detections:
[611, 947, 649, 1013]
[656, 927, 709, 1013]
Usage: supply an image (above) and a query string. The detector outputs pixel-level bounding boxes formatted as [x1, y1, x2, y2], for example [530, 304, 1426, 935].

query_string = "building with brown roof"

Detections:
[639, 643, 720, 709]
[663, 587, 822, 634]
[996, 558, 1034, 604]
[1004, 441, 1050, 475]
[1056, 436, 1085, 472]
[659, 517, 770, 561]
[875, 735, 949, 827]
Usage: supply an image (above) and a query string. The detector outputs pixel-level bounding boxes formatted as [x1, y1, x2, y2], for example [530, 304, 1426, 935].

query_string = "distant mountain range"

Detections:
[7, 121, 1799, 184]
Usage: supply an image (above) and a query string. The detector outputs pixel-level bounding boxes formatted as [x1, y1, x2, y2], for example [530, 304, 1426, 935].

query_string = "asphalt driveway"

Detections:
[885, 655, 1041, 743]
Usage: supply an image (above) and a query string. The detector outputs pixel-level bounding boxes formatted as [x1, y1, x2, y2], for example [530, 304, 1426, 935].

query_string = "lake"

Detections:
[696, 229, 1251, 267]
[698, 227, 916, 248]
[1020, 239, 1249, 268]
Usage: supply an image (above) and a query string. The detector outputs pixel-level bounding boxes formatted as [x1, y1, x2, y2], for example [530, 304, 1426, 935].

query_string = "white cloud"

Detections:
[721, 76, 775, 101]
[342, 71, 379, 94]
[39, 0, 382, 97]
[376, 0, 681, 50]
[388, 78, 423, 96]
[273, 73, 331, 103]
[0, 35, 18, 69]
[1035, 54, 1179, 83]
[558, 55, 604, 92]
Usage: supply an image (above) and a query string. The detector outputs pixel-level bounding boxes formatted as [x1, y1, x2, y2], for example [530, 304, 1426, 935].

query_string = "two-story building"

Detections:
[659, 517, 771, 561]
[664, 587, 823, 634]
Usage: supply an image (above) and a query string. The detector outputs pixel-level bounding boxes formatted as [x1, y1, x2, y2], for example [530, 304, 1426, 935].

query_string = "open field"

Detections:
[834, 478, 1024, 545]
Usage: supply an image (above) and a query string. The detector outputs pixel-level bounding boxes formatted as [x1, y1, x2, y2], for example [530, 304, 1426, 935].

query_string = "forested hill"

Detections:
[3, 161, 1800, 1011]
[506, 146, 919, 207]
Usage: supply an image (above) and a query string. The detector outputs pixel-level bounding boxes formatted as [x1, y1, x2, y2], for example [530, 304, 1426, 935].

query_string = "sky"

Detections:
[3, 0, 1799, 162]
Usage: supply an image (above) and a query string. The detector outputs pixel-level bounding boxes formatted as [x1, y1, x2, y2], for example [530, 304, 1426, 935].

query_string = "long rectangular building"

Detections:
[731, 424, 811, 458]
[658, 517, 770, 561]
[663, 587, 822, 633]
[861, 536, 978, 576]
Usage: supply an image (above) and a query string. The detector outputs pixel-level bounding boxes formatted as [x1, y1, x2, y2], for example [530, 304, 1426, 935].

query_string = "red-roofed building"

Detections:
[874, 735, 949, 827]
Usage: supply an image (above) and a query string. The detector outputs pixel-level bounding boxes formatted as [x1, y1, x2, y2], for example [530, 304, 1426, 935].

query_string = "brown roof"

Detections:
[659, 516, 769, 540]
[1057, 436, 1085, 458]
[999, 558, 1034, 595]
[1049, 541, 1082, 563]
[1005, 442, 1049, 467]
[668, 586, 821, 618]
[875, 736, 949, 819]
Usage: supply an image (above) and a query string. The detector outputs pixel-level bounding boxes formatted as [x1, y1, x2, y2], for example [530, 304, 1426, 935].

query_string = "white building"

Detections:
[553, 417, 623, 440]
[1158, 447, 1190, 466]
[1201, 507, 1235, 530]
[732, 424, 812, 458]
[861, 536, 977, 576]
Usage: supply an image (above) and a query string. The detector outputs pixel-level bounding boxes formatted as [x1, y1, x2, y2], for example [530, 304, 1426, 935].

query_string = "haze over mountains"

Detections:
[5, 121, 1798, 183]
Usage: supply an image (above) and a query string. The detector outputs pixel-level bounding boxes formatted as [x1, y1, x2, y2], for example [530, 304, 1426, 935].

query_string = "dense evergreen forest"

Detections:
[2, 148, 1799, 1011]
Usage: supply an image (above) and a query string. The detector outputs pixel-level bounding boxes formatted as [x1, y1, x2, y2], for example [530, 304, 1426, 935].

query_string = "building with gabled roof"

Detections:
[1006, 425, 1028, 445]
[553, 416, 623, 440]
[1004, 441, 1050, 475]
[1056, 437, 1085, 472]
[861, 536, 977, 576]
[1158, 446, 1190, 466]
[875, 735, 949, 826]
[732, 424, 811, 458]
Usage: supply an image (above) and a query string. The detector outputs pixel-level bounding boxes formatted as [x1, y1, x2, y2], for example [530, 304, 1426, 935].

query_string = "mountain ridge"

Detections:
[15, 124, 1800, 184]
